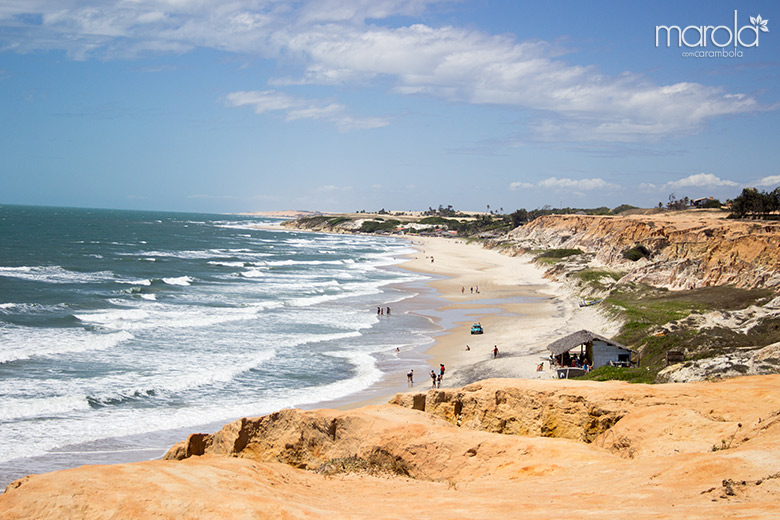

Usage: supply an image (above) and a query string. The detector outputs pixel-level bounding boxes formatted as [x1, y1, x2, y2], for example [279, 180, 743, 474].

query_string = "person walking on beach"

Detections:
[430, 370, 437, 388]
[493, 345, 499, 358]
[439, 363, 445, 379]
[407, 370, 414, 386]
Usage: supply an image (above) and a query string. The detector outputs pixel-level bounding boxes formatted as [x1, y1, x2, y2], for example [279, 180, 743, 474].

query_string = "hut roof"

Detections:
[546, 330, 635, 356]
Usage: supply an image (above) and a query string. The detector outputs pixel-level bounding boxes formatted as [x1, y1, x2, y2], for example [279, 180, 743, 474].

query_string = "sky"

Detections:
[1, 0, 779, 214]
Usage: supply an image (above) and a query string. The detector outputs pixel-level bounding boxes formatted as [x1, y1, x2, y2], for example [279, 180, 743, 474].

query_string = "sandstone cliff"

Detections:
[5, 376, 780, 519]
[508, 213, 780, 290]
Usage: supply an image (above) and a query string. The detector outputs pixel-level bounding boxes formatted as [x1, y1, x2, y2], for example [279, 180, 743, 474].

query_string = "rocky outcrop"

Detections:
[388, 377, 780, 459]
[657, 341, 780, 383]
[280, 216, 362, 233]
[5, 376, 780, 519]
[389, 381, 626, 442]
[509, 213, 780, 289]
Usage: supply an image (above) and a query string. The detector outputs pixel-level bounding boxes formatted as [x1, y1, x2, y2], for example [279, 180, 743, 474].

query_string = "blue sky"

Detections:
[1, 0, 778, 213]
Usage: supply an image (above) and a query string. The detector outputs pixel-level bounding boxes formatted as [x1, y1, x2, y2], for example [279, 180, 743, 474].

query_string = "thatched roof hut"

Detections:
[547, 330, 636, 368]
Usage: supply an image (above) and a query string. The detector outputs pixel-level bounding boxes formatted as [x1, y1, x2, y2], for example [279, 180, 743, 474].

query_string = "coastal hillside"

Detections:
[281, 210, 780, 382]
[4, 376, 780, 518]
[282, 210, 780, 290]
[508, 212, 780, 290]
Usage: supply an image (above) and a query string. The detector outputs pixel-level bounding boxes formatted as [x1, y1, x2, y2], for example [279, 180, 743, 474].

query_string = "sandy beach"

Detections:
[7, 223, 780, 519]
[342, 235, 621, 406]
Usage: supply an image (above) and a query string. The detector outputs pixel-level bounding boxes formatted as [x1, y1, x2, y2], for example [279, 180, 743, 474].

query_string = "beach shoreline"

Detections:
[330, 234, 621, 409]
[0, 231, 616, 487]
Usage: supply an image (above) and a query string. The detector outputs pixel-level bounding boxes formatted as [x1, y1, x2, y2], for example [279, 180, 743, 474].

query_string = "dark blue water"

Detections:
[0, 205, 437, 485]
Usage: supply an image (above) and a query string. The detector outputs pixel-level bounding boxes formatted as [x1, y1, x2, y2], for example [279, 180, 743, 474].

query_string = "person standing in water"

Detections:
[407, 370, 414, 386]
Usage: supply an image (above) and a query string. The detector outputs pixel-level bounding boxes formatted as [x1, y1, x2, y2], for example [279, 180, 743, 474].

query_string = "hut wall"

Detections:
[592, 340, 630, 368]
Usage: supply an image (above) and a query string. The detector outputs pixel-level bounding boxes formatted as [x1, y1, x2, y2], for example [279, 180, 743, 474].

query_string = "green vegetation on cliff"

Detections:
[603, 285, 776, 376]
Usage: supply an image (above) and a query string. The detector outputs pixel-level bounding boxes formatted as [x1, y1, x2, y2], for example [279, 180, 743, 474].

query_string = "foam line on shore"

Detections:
[336, 235, 622, 404]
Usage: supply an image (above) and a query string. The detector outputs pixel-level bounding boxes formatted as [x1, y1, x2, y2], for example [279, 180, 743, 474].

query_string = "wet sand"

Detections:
[335, 235, 620, 408]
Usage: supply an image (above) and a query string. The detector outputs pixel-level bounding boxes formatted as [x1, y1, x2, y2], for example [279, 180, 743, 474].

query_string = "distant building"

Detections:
[546, 330, 636, 369]
[691, 196, 714, 208]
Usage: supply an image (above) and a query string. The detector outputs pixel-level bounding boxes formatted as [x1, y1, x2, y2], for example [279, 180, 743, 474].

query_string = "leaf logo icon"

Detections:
[751, 14, 769, 32]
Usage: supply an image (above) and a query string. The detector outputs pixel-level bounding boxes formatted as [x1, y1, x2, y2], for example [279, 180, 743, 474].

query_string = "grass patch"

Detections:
[297, 216, 330, 226]
[608, 285, 709, 346]
[419, 216, 459, 227]
[604, 284, 776, 372]
[536, 257, 563, 265]
[575, 269, 623, 284]
[537, 248, 583, 259]
[360, 219, 401, 233]
[576, 366, 656, 384]
[327, 217, 352, 226]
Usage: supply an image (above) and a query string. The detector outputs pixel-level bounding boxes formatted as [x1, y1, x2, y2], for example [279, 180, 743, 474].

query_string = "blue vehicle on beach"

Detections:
[470, 323, 483, 334]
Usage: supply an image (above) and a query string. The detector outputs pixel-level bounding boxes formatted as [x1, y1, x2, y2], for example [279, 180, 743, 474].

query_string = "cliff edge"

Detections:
[509, 212, 780, 290]
[4, 376, 780, 519]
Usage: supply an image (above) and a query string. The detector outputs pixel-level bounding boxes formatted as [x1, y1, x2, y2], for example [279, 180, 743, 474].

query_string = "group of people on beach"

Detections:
[460, 286, 479, 294]
[377, 306, 391, 315]
[429, 364, 445, 388]
[407, 363, 446, 388]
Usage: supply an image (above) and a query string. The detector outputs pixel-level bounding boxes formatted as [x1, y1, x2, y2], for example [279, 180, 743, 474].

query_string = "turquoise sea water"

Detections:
[0, 205, 437, 485]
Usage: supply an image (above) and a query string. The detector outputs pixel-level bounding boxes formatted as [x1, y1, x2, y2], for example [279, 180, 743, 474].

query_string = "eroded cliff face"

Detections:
[5, 377, 780, 519]
[508, 213, 780, 289]
[161, 377, 780, 467]
[388, 377, 780, 459]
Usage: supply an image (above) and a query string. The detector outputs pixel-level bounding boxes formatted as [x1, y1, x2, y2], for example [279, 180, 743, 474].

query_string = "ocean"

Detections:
[0, 205, 439, 486]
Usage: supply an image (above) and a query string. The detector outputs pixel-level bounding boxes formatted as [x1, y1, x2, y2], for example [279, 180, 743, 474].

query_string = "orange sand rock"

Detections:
[4, 376, 780, 519]
[509, 212, 780, 289]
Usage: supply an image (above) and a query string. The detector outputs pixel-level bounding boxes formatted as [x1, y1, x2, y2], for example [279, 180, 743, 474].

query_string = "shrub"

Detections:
[577, 366, 656, 384]
[575, 269, 623, 283]
[622, 245, 651, 261]
[537, 248, 583, 259]
[360, 219, 400, 233]
[612, 204, 639, 214]
[327, 217, 351, 226]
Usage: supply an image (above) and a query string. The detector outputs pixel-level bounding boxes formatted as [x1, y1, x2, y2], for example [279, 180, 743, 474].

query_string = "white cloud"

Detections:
[510, 177, 619, 192]
[225, 90, 296, 114]
[662, 173, 738, 190]
[0, 1, 766, 141]
[283, 23, 761, 141]
[537, 177, 619, 191]
[224, 89, 388, 131]
[754, 175, 780, 188]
